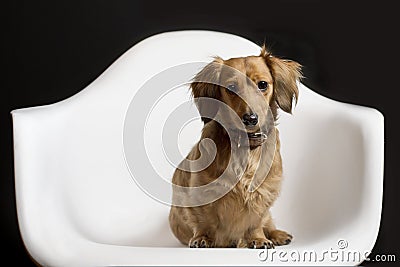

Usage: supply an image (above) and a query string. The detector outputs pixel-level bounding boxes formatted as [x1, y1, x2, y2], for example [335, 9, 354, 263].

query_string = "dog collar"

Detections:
[229, 129, 268, 149]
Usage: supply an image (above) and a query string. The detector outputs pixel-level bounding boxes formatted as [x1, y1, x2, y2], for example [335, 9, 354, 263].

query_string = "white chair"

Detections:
[12, 30, 384, 266]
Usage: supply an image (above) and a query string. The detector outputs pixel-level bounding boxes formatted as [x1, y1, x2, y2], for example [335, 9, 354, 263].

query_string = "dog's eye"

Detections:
[226, 84, 237, 93]
[258, 81, 269, 91]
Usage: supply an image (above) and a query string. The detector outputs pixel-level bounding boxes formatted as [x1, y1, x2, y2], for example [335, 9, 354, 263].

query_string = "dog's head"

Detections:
[191, 45, 302, 144]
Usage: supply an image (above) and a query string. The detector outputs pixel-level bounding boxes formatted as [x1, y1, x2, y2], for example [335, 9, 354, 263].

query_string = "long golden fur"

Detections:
[169, 45, 302, 248]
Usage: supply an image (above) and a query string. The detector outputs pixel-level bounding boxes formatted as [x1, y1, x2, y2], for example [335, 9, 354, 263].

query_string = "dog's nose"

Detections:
[242, 113, 258, 126]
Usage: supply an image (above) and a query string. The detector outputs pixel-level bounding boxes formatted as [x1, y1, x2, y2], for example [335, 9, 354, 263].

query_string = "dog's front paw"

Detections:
[189, 236, 214, 248]
[269, 230, 293, 246]
[248, 238, 274, 249]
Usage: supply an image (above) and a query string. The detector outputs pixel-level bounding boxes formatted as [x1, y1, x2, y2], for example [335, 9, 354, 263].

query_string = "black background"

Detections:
[3, 0, 399, 266]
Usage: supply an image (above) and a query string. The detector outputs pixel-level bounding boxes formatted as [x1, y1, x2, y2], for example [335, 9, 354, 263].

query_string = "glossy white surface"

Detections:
[12, 30, 384, 266]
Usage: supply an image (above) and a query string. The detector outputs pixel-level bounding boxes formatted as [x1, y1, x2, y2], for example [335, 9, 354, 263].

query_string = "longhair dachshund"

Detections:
[169, 45, 302, 249]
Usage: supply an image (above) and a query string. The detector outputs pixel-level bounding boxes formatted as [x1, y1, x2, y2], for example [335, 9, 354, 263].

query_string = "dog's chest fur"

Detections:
[212, 147, 279, 242]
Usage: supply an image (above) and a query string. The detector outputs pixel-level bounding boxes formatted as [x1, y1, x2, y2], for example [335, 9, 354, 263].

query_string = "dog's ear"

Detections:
[261, 45, 302, 114]
[191, 57, 223, 123]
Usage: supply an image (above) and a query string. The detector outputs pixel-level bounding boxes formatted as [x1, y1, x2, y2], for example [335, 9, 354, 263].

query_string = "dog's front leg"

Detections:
[245, 226, 274, 249]
[263, 212, 293, 246]
[189, 230, 215, 248]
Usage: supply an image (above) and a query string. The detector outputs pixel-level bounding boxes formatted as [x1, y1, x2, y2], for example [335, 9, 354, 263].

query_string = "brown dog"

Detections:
[169, 45, 302, 249]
